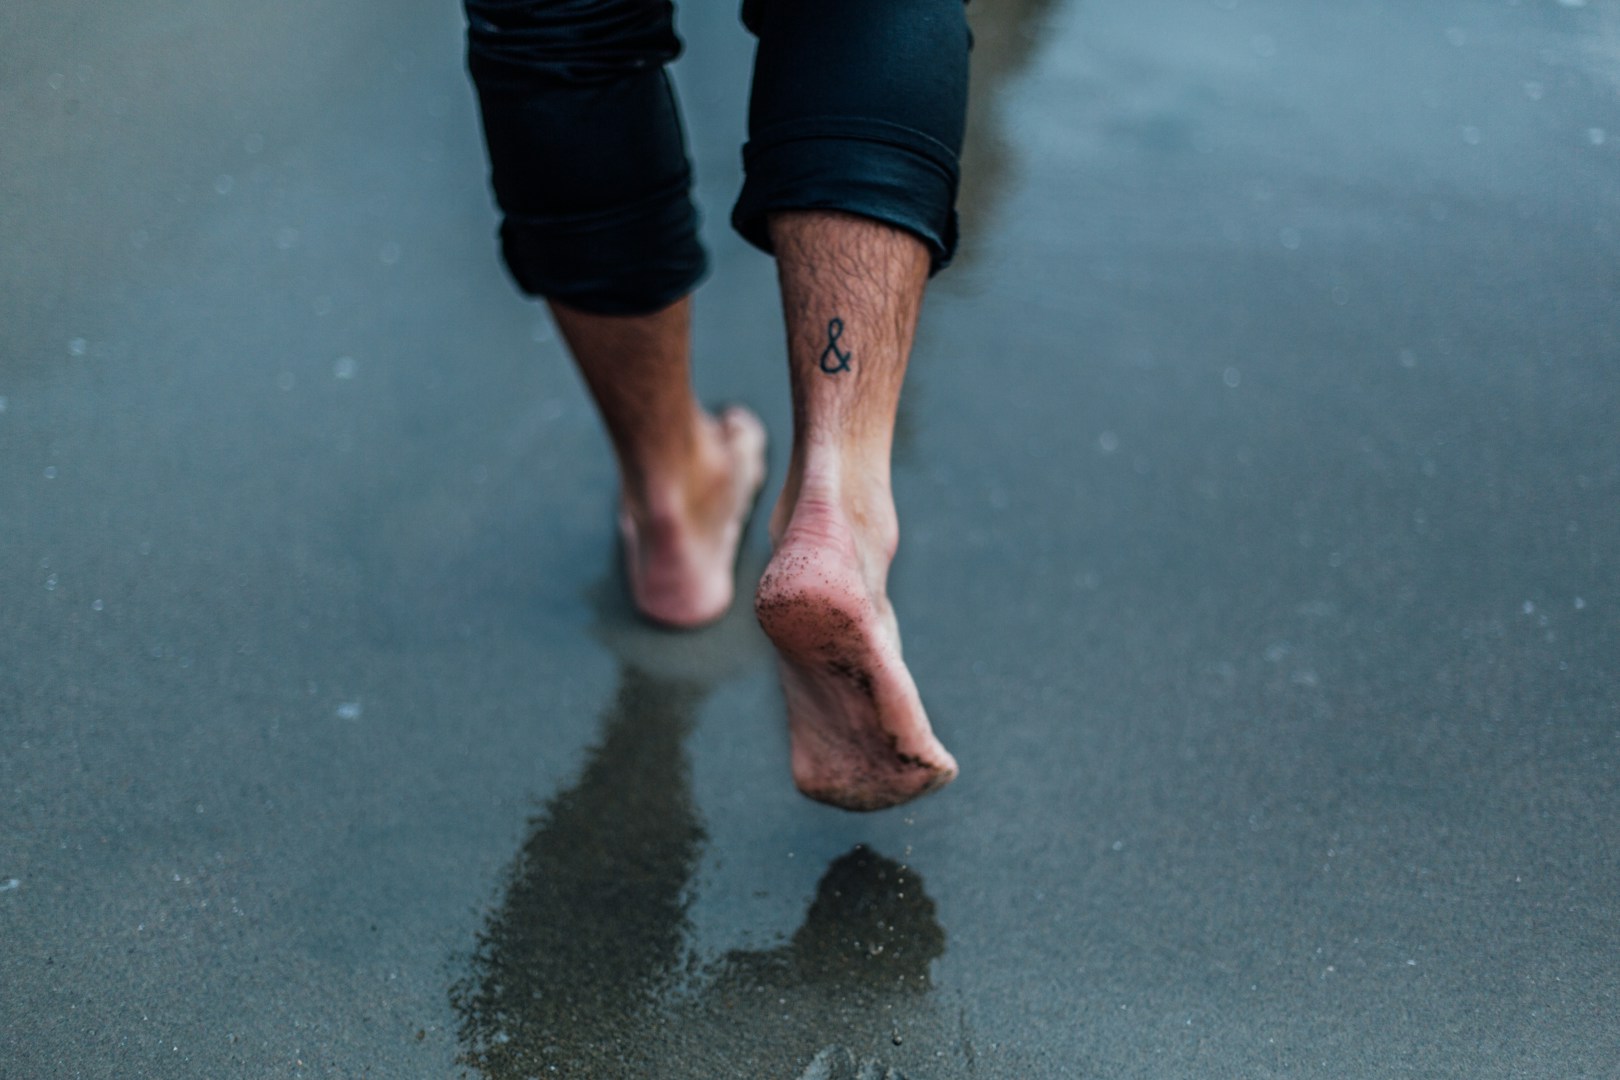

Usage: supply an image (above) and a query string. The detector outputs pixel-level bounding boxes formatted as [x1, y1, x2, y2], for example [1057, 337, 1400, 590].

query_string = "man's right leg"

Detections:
[754, 211, 958, 811]
[735, 0, 972, 809]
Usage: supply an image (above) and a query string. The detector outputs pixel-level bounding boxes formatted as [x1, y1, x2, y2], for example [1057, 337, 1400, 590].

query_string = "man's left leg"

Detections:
[550, 298, 765, 628]
[464, 0, 765, 627]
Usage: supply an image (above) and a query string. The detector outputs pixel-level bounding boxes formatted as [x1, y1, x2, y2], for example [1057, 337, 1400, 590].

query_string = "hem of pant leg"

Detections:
[730, 135, 959, 270]
[499, 183, 709, 314]
[536, 273, 707, 318]
[500, 224, 708, 314]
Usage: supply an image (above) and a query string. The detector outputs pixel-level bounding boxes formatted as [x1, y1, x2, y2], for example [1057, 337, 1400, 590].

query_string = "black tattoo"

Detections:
[818, 317, 852, 374]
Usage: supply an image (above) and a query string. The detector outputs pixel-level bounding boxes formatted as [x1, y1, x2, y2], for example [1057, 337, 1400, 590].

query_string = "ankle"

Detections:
[779, 456, 899, 564]
[621, 416, 733, 526]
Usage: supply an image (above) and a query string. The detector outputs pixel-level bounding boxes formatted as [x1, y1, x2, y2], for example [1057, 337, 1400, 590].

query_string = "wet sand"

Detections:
[3, 0, 1617, 1076]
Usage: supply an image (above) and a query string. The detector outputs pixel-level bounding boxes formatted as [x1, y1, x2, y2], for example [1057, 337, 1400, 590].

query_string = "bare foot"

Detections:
[755, 488, 957, 811]
[620, 406, 767, 628]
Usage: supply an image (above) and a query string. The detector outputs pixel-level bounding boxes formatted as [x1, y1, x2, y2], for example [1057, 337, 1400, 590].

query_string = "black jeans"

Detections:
[465, 0, 971, 315]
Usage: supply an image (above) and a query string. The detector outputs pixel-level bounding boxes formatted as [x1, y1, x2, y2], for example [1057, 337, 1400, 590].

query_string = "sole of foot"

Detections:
[755, 517, 957, 811]
[622, 406, 767, 629]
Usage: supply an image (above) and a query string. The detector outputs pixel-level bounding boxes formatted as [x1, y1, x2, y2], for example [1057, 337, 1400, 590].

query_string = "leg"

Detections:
[465, 0, 766, 625]
[736, 0, 971, 809]
[754, 211, 957, 810]
[550, 298, 765, 628]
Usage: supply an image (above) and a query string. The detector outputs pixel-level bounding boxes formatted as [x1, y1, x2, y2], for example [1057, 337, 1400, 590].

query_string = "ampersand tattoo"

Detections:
[818, 317, 852, 374]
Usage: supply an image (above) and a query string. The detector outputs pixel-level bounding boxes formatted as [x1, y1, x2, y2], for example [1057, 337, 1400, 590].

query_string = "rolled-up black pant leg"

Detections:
[465, 0, 707, 315]
[732, 0, 971, 272]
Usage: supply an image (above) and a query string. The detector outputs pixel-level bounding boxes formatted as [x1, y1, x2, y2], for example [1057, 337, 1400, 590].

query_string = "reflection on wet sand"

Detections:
[451, 655, 954, 1077]
[689, 846, 946, 1076]
[451, 667, 708, 1075]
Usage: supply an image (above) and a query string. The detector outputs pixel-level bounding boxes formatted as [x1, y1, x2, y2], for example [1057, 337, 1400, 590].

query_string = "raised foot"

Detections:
[755, 521, 957, 812]
[621, 406, 767, 629]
